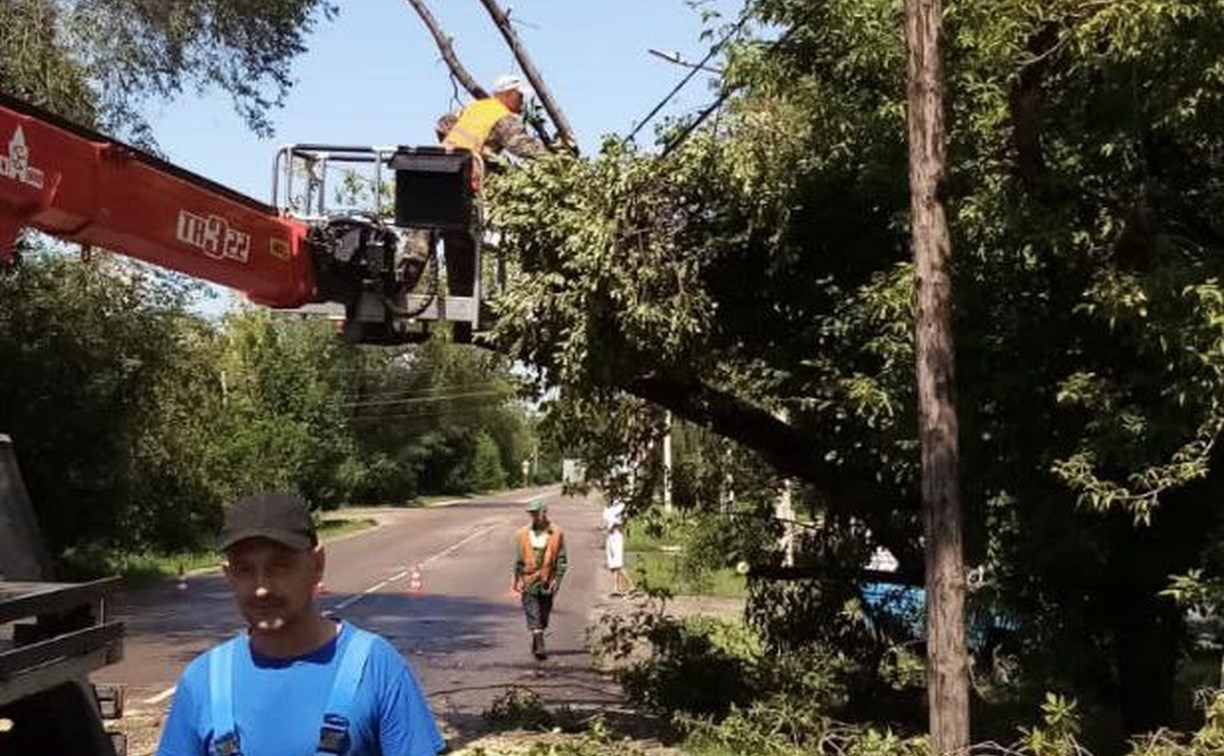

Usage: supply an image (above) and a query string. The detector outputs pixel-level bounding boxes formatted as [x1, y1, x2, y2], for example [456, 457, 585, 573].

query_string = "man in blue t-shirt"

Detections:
[157, 492, 445, 756]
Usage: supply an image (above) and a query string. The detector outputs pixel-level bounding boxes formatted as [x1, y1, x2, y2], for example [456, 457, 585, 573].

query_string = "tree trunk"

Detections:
[774, 408, 796, 567]
[474, 0, 578, 147]
[905, 0, 970, 752]
[1115, 590, 1179, 735]
[1106, 505, 1201, 737]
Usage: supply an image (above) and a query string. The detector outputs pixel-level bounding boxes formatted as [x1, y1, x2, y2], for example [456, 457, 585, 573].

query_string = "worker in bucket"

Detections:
[437, 73, 549, 171]
[157, 492, 444, 756]
[397, 74, 548, 343]
[509, 498, 567, 660]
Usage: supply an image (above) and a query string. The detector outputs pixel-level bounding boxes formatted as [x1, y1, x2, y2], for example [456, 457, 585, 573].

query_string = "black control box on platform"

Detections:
[392, 147, 474, 231]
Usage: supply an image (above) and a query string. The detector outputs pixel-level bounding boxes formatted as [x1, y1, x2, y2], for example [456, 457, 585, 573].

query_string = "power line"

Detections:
[659, 25, 797, 159]
[626, 12, 751, 143]
[342, 381, 516, 401]
[341, 388, 514, 409]
[659, 92, 731, 158]
[348, 404, 520, 423]
[648, 48, 725, 75]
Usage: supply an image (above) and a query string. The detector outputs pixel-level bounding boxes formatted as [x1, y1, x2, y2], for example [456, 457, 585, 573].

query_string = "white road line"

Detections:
[332, 521, 501, 611]
[421, 522, 501, 567]
[143, 685, 177, 705]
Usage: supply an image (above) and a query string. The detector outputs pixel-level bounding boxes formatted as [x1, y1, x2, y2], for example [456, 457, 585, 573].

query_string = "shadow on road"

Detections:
[340, 590, 623, 738]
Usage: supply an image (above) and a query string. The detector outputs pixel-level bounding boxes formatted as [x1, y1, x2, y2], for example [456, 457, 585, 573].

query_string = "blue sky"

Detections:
[143, 0, 744, 203]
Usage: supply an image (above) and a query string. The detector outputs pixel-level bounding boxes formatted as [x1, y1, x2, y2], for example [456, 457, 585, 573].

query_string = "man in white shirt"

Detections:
[602, 499, 634, 597]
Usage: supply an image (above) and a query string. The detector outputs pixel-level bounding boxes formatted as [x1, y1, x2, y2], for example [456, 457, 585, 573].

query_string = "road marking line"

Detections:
[331, 521, 501, 611]
[421, 522, 500, 567]
[143, 686, 177, 705]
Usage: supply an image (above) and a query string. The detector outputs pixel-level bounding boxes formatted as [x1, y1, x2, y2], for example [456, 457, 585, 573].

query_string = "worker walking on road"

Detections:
[157, 492, 444, 756]
[510, 498, 567, 660]
[398, 74, 549, 343]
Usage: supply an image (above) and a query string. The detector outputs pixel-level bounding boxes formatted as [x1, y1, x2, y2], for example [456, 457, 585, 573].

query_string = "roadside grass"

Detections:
[630, 551, 747, 599]
[317, 515, 379, 540]
[409, 493, 475, 508]
[64, 515, 378, 585]
[112, 549, 223, 584]
[623, 521, 747, 600]
[624, 526, 674, 555]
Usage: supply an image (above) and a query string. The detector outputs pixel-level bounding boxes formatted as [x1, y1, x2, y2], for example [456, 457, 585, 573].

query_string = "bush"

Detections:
[483, 687, 580, 732]
[682, 696, 925, 756]
[622, 615, 760, 717]
[682, 512, 775, 576]
[472, 431, 508, 491]
[678, 691, 1224, 756]
[596, 599, 855, 722]
[595, 603, 759, 717]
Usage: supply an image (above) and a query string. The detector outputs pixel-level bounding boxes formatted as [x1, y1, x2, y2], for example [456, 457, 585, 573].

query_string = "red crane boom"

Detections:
[0, 92, 484, 344]
[0, 92, 315, 308]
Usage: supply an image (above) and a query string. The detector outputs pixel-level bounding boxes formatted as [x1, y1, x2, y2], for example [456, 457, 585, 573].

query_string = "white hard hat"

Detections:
[492, 74, 531, 97]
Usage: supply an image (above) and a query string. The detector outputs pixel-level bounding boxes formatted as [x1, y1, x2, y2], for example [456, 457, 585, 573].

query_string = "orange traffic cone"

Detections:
[408, 564, 423, 595]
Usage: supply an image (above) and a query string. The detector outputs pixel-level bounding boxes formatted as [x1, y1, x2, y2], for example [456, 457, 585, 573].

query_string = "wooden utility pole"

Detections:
[475, 0, 578, 147]
[662, 412, 674, 514]
[905, 0, 969, 752]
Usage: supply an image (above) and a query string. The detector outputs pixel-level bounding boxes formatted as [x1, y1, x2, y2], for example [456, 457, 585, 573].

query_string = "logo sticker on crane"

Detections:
[269, 237, 290, 261]
[0, 126, 45, 190]
[176, 210, 251, 264]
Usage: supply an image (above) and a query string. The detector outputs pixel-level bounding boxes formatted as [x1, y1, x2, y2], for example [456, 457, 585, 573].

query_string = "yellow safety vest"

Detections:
[443, 98, 512, 155]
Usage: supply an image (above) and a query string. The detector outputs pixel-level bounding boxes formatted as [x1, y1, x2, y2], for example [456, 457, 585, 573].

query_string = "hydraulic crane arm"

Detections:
[0, 92, 487, 345]
[0, 91, 315, 308]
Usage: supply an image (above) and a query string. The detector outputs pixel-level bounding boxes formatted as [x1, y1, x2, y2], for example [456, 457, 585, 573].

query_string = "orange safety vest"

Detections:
[518, 525, 564, 586]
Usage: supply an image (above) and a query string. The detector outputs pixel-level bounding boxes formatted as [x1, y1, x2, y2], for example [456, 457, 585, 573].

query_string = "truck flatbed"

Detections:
[0, 577, 124, 707]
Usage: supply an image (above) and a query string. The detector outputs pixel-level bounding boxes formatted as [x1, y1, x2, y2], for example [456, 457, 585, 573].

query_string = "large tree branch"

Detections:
[1009, 21, 1059, 200]
[403, 0, 555, 147]
[625, 373, 823, 483]
[752, 566, 923, 586]
[402, 0, 486, 99]
[474, 0, 578, 148]
[624, 371, 924, 572]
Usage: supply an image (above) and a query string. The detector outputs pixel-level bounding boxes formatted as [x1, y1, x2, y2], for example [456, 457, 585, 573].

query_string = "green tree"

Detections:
[347, 339, 528, 497]
[0, 0, 337, 139]
[486, 0, 1224, 742]
[214, 309, 366, 510]
[471, 431, 507, 491]
[0, 250, 213, 554]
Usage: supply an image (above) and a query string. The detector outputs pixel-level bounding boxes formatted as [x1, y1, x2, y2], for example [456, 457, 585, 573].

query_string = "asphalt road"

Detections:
[93, 487, 621, 734]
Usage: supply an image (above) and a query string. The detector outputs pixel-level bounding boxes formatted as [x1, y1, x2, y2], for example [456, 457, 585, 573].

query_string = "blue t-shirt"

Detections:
[157, 621, 444, 756]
